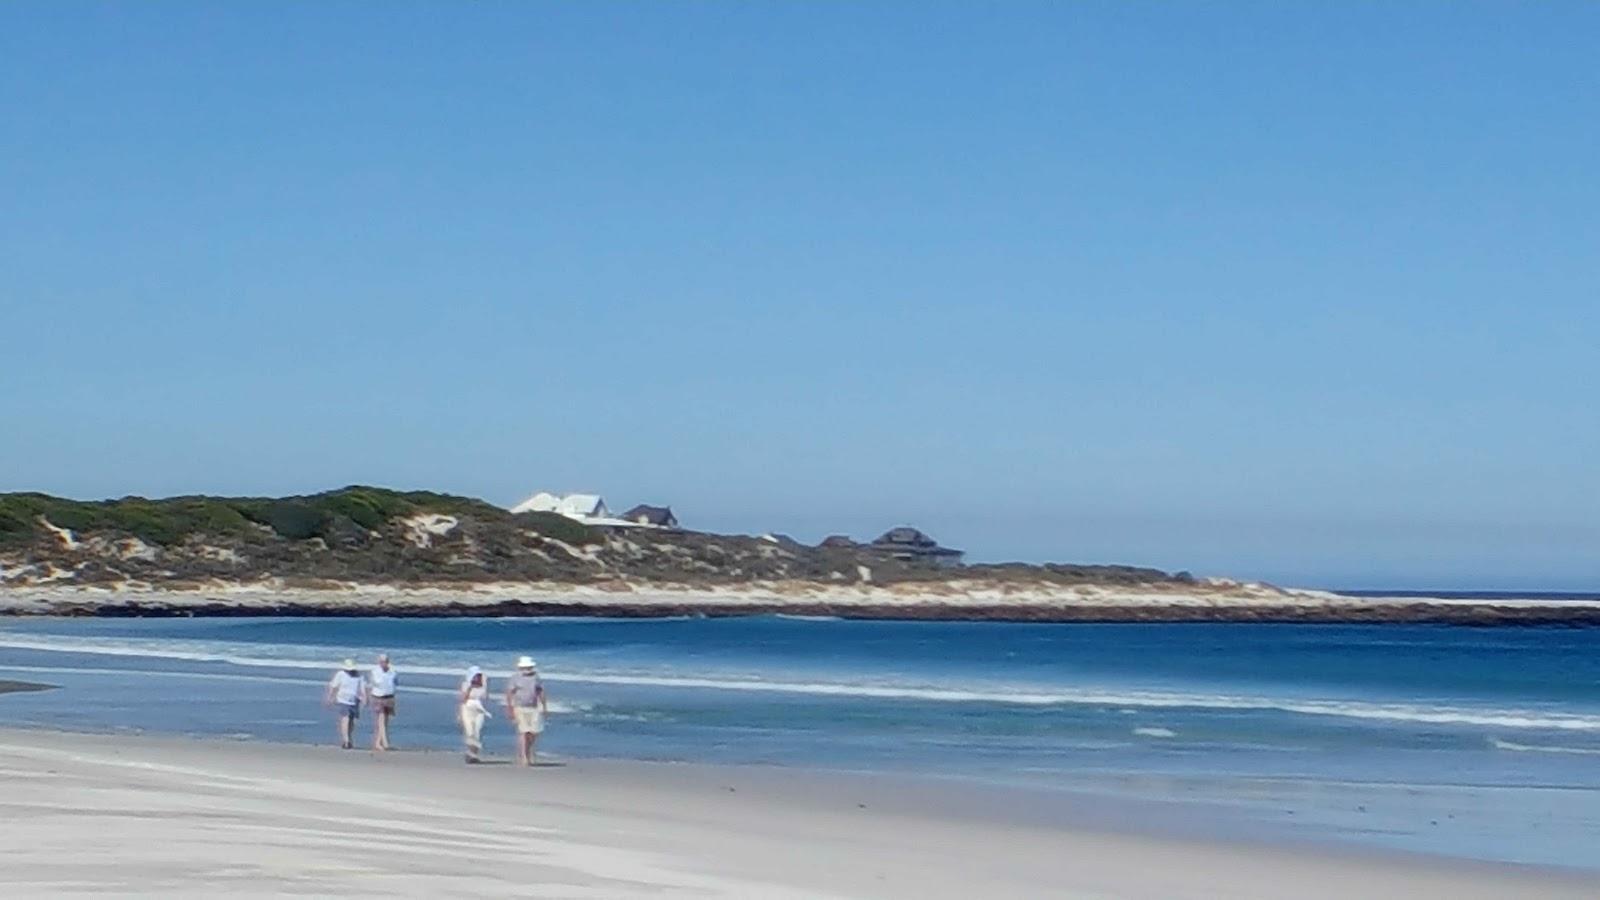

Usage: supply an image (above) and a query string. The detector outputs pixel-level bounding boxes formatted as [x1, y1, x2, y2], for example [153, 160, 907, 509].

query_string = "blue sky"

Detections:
[2, 3, 1596, 589]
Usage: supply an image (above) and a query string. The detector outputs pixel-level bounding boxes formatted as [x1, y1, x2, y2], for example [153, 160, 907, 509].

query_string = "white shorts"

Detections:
[514, 707, 545, 735]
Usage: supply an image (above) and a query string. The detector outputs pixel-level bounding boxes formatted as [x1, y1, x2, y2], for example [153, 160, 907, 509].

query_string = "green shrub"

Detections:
[102, 501, 183, 545]
[397, 490, 508, 521]
[261, 502, 329, 540]
[0, 485, 511, 546]
[315, 487, 415, 530]
[42, 502, 100, 533]
[513, 511, 600, 545]
[0, 507, 34, 544]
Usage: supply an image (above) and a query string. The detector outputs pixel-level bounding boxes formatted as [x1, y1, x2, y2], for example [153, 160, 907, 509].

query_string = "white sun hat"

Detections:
[342, 658, 357, 669]
[516, 656, 537, 670]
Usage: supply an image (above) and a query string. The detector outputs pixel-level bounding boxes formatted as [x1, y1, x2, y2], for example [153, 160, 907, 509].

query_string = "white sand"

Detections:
[6, 580, 1600, 618]
[0, 729, 1594, 899]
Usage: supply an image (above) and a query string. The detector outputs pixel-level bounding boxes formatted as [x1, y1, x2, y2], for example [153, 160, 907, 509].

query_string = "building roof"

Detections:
[622, 504, 676, 527]
[873, 527, 938, 547]
[819, 534, 856, 549]
[556, 494, 607, 517]
[870, 526, 964, 558]
[509, 492, 562, 514]
[510, 492, 608, 519]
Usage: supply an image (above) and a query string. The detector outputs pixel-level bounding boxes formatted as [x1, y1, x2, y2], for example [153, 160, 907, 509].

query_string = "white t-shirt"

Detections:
[369, 666, 398, 697]
[331, 671, 363, 705]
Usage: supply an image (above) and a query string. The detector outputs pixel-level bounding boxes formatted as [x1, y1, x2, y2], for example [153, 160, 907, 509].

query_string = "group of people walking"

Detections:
[324, 653, 550, 765]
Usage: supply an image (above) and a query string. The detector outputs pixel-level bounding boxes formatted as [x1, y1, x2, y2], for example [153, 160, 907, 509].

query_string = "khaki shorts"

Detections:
[514, 707, 545, 735]
[372, 695, 396, 715]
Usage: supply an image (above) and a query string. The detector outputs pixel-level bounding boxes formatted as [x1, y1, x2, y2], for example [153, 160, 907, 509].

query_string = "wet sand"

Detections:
[0, 727, 1595, 898]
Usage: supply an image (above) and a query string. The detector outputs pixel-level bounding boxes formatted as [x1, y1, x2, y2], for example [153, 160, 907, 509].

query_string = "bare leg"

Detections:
[338, 714, 352, 748]
[373, 711, 389, 751]
[527, 733, 539, 765]
[519, 731, 533, 766]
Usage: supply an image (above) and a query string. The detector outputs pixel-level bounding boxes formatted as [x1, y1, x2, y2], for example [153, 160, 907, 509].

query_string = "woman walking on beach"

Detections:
[458, 666, 490, 763]
[504, 656, 548, 767]
[324, 659, 364, 750]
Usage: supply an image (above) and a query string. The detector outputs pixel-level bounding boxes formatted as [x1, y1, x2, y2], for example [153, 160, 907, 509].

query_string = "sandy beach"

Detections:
[1, 728, 1594, 899]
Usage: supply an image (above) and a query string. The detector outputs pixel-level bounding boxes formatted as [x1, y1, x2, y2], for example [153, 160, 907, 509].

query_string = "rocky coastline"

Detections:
[3, 487, 1595, 626]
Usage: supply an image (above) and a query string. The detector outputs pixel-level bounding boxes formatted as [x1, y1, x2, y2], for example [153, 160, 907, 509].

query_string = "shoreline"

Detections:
[5, 582, 1600, 625]
[2, 726, 1596, 898]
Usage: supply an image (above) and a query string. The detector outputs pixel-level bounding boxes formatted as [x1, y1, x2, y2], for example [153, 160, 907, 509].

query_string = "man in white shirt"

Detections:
[324, 659, 364, 750]
[366, 653, 398, 751]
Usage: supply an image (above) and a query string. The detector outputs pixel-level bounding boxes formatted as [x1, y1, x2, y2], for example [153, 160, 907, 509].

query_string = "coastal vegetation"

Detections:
[8, 486, 1593, 625]
[0, 487, 594, 548]
[0, 485, 1195, 594]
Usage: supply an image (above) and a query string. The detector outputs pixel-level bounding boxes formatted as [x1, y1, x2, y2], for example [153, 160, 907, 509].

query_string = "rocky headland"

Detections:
[2, 487, 1595, 625]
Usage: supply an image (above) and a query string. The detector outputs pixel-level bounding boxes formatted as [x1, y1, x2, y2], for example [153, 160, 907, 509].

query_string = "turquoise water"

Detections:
[1, 616, 1598, 867]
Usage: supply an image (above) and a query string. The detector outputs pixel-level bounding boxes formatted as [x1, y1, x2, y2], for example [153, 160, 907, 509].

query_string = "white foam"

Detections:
[0, 662, 581, 713]
[1133, 727, 1176, 738]
[772, 614, 843, 622]
[1489, 738, 1600, 755]
[552, 673, 1600, 731]
[0, 635, 528, 680]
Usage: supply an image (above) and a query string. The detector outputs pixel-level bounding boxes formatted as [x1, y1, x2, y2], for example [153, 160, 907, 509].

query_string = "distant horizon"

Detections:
[3, 4, 1594, 593]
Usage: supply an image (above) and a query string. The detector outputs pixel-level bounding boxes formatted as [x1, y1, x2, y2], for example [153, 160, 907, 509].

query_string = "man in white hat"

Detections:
[324, 659, 364, 750]
[503, 656, 548, 766]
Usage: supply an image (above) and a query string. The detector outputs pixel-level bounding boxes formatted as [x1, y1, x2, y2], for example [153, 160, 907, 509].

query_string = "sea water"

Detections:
[1, 615, 1597, 868]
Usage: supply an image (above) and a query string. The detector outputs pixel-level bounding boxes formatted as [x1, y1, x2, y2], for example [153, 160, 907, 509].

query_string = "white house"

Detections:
[510, 492, 611, 522]
[510, 492, 562, 514]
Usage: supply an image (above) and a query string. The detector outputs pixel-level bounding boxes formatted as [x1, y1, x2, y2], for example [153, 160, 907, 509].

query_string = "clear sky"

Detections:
[2, 3, 1596, 590]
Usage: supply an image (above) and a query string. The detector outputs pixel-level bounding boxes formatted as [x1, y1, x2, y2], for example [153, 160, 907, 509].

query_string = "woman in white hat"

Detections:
[458, 666, 491, 763]
[323, 659, 364, 749]
[503, 656, 548, 766]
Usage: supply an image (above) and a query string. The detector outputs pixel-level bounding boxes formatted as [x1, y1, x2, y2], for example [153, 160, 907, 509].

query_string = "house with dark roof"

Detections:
[818, 534, 857, 550]
[869, 526, 964, 568]
[621, 504, 679, 529]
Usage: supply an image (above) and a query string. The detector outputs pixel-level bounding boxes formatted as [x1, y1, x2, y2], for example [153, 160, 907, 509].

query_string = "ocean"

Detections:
[1, 615, 1597, 868]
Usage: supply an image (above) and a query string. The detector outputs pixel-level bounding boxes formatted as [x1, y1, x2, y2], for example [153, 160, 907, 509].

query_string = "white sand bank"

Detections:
[0, 729, 1595, 899]
[5, 581, 1599, 619]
